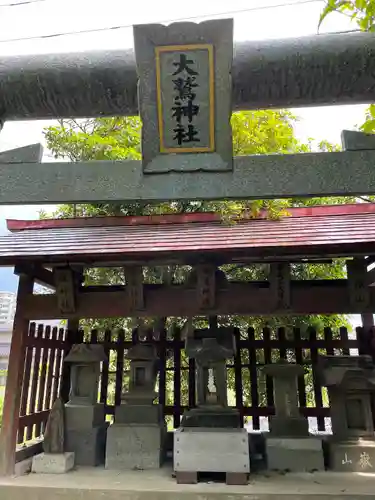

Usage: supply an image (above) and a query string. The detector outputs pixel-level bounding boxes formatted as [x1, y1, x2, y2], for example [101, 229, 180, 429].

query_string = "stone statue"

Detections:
[43, 398, 65, 454]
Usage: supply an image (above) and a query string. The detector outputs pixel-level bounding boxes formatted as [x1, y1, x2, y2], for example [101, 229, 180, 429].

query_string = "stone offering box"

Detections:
[174, 428, 250, 485]
[319, 355, 375, 472]
[64, 344, 108, 466]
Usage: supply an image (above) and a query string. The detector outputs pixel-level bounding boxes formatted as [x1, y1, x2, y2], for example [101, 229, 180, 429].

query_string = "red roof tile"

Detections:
[2, 204, 375, 264]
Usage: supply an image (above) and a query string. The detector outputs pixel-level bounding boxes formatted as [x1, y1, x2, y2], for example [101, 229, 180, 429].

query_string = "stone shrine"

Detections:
[174, 327, 250, 485]
[105, 340, 166, 470]
[319, 355, 375, 472]
[32, 398, 75, 474]
[64, 344, 108, 466]
[263, 361, 324, 472]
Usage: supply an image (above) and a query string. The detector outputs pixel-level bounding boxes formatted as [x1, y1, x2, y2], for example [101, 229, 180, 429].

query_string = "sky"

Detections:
[0, 0, 370, 326]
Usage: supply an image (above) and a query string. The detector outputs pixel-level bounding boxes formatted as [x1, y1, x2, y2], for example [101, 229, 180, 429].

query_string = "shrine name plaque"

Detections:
[133, 19, 233, 173]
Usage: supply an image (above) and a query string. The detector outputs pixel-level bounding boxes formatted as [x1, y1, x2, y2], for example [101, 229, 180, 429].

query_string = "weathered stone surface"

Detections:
[318, 355, 375, 441]
[31, 452, 75, 474]
[122, 343, 159, 406]
[133, 20, 233, 173]
[65, 344, 107, 364]
[266, 437, 324, 472]
[342, 130, 375, 151]
[185, 328, 235, 413]
[1, 32, 375, 121]
[4, 149, 375, 205]
[65, 404, 105, 430]
[329, 440, 375, 472]
[174, 428, 250, 473]
[0, 143, 43, 163]
[263, 362, 308, 438]
[43, 398, 65, 454]
[105, 424, 166, 470]
[65, 425, 107, 466]
[115, 404, 162, 425]
[65, 344, 107, 406]
[181, 407, 241, 428]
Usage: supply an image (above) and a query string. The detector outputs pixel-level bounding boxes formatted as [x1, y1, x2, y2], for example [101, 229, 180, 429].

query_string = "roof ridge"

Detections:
[6, 203, 375, 232]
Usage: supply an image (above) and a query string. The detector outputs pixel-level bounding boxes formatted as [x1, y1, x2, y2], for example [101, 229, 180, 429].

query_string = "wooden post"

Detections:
[59, 318, 80, 403]
[0, 274, 34, 475]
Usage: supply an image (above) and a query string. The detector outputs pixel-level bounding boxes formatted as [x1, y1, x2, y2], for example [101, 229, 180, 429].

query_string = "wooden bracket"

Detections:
[54, 267, 76, 315]
[347, 258, 370, 310]
[14, 264, 55, 290]
[124, 266, 144, 312]
[196, 264, 216, 310]
[270, 263, 291, 310]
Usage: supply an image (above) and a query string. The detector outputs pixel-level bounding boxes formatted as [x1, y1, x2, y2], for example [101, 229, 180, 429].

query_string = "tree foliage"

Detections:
[320, 0, 375, 135]
[319, 0, 375, 32]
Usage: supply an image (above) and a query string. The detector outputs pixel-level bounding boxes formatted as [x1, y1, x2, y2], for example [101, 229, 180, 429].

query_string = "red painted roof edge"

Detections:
[6, 203, 375, 232]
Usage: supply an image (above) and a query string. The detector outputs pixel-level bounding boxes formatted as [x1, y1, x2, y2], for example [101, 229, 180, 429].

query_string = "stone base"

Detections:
[266, 437, 324, 472]
[66, 424, 108, 466]
[328, 439, 375, 472]
[181, 407, 241, 428]
[269, 416, 309, 437]
[115, 404, 162, 425]
[173, 428, 250, 473]
[105, 423, 166, 470]
[65, 403, 105, 430]
[31, 452, 75, 474]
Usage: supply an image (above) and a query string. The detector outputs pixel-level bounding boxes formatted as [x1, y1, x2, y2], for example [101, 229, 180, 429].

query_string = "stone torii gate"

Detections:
[0, 21, 375, 204]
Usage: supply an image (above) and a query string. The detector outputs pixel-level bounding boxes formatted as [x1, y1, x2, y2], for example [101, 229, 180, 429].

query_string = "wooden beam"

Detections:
[21, 280, 375, 319]
[196, 264, 216, 310]
[60, 319, 80, 403]
[14, 264, 55, 289]
[54, 267, 76, 314]
[347, 258, 370, 309]
[124, 266, 144, 312]
[0, 274, 34, 476]
[269, 263, 291, 311]
[15, 441, 43, 463]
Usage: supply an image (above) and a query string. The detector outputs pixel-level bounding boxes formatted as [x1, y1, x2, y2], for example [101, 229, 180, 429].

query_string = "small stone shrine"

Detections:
[32, 398, 75, 474]
[105, 339, 166, 470]
[319, 355, 375, 472]
[174, 327, 250, 485]
[63, 344, 108, 466]
[263, 361, 324, 472]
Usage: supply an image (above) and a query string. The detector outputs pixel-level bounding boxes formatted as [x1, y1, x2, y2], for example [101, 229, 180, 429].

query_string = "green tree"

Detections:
[320, 0, 375, 138]
[319, 0, 375, 32]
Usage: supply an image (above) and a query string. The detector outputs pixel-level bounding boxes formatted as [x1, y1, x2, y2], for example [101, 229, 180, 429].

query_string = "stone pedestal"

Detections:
[319, 355, 375, 472]
[31, 452, 75, 474]
[263, 361, 324, 472]
[175, 327, 250, 484]
[106, 423, 166, 470]
[105, 341, 166, 470]
[266, 437, 324, 472]
[181, 406, 241, 428]
[174, 428, 250, 475]
[329, 439, 375, 472]
[64, 344, 108, 466]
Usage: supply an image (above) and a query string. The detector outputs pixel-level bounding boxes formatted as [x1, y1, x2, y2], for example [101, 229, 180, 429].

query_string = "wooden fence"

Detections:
[17, 322, 368, 444]
[18, 323, 67, 444]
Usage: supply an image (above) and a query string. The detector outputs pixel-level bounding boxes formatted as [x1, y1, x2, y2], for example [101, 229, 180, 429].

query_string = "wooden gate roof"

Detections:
[1, 203, 375, 265]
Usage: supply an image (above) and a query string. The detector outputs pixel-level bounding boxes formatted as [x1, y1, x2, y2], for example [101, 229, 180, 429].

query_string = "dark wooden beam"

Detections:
[15, 441, 43, 463]
[22, 280, 375, 319]
[14, 264, 55, 289]
[0, 274, 34, 476]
